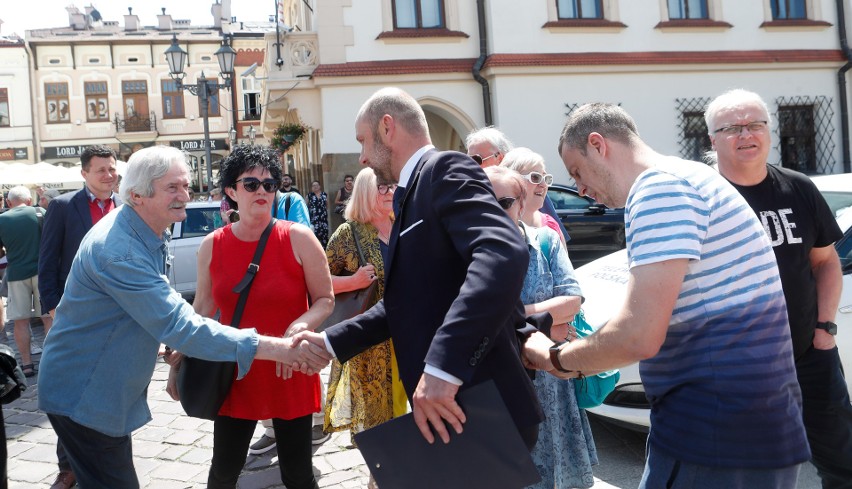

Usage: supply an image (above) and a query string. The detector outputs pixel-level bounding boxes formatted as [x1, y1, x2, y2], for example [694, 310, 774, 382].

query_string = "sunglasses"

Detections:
[235, 177, 278, 193]
[497, 197, 519, 210]
[470, 152, 499, 166]
[522, 171, 553, 186]
[377, 184, 397, 195]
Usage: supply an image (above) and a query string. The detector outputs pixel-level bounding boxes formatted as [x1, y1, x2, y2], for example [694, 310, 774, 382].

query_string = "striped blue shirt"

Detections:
[626, 158, 809, 468]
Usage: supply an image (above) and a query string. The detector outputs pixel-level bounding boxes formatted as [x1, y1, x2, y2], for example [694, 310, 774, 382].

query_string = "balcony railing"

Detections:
[114, 112, 157, 133]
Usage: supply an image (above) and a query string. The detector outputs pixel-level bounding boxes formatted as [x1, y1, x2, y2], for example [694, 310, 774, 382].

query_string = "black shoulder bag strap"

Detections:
[230, 218, 277, 325]
[351, 223, 367, 267]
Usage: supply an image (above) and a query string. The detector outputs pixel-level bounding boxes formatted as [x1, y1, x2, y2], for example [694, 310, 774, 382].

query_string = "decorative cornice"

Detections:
[314, 58, 476, 77]
[484, 50, 846, 68]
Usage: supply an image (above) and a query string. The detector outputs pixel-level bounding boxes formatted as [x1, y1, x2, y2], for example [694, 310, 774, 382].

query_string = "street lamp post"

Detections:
[248, 125, 257, 145]
[165, 35, 236, 194]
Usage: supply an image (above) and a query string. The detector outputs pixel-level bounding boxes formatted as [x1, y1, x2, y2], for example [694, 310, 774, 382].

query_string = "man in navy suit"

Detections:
[311, 87, 545, 448]
[38, 144, 119, 489]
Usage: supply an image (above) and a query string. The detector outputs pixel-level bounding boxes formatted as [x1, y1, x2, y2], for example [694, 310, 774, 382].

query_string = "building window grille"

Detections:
[675, 98, 712, 163]
[775, 95, 834, 174]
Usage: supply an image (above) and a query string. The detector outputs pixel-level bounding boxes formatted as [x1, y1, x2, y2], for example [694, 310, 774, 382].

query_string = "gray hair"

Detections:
[465, 126, 514, 154]
[500, 147, 546, 175]
[484, 166, 527, 203]
[557, 103, 639, 156]
[7, 186, 32, 204]
[356, 87, 429, 139]
[119, 146, 187, 207]
[704, 89, 772, 134]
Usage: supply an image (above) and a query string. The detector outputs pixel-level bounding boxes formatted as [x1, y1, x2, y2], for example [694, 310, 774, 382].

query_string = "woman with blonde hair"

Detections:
[324, 168, 407, 468]
[501, 147, 566, 245]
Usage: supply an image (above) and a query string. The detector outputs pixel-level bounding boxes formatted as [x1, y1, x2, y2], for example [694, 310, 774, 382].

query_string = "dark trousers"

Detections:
[796, 346, 852, 489]
[47, 414, 139, 489]
[57, 439, 72, 472]
[208, 414, 317, 489]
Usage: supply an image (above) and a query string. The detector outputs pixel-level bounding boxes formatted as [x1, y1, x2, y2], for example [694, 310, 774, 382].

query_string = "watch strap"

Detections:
[549, 343, 573, 373]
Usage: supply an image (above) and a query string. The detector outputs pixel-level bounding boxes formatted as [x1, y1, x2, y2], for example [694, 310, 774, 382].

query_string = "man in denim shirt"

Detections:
[38, 146, 332, 489]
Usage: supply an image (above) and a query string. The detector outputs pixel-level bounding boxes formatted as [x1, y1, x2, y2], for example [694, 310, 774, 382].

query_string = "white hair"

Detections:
[500, 147, 546, 175]
[7, 186, 32, 204]
[465, 126, 514, 154]
[704, 89, 772, 135]
[119, 146, 187, 207]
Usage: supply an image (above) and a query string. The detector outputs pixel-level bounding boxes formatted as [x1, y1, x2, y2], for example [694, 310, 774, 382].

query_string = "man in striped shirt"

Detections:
[526, 103, 810, 488]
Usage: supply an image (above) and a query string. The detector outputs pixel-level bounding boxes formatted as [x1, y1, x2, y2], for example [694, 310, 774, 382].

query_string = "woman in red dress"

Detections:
[176, 145, 333, 489]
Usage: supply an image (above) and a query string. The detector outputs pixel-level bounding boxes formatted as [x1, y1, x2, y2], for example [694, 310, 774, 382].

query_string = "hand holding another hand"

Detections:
[522, 331, 555, 372]
[287, 331, 333, 375]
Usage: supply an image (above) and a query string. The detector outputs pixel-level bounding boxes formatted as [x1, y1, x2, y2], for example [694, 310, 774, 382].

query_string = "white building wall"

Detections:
[0, 43, 34, 162]
[491, 64, 842, 183]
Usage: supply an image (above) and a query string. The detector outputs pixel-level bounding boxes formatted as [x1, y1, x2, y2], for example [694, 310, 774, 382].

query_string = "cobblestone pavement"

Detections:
[2, 319, 821, 488]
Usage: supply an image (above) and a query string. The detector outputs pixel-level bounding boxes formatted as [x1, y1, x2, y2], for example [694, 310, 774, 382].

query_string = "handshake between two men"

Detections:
[164, 323, 334, 401]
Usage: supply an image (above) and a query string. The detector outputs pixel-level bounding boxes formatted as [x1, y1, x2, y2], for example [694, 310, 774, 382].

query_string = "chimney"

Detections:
[211, 1, 223, 29]
[67, 5, 87, 30]
[124, 7, 140, 31]
[157, 7, 173, 31]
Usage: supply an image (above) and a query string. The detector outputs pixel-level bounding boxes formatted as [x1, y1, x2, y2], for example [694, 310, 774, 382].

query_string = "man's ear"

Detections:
[709, 134, 717, 150]
[588, 132, 607, 157]
[378, 114, 395, 144]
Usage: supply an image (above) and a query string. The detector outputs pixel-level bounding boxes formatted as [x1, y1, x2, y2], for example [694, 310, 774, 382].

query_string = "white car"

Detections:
[579, 173, 852, 432]
[167, 201, 225, 299]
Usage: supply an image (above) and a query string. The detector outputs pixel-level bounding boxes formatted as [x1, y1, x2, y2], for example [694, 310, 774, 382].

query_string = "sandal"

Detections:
[21, 364, 35, 378]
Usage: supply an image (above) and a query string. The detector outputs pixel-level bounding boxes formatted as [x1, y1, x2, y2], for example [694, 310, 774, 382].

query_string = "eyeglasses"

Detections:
[377, 184, 397, 195]
[235, 177, 278, 193]
[497, 197, 519, 210]
[713, 120, 768, 136]
[470, 153, 499, 166]
[521, 171, 553, 186]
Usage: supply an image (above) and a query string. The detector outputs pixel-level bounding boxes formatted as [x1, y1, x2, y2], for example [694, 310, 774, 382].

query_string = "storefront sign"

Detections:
[43, 145, 89, 159]
[169, 139, 227, 152]
[0, 148, 29, 161]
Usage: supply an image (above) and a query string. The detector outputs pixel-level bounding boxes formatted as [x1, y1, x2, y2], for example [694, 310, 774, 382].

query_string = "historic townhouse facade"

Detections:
[263, 0, 852, 188]
[0, 35, 34, 165]
[23, 3, 267, 191]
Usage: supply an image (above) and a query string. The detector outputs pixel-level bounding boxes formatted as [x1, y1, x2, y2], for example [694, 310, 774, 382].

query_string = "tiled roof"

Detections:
[313, 58, 476, 77]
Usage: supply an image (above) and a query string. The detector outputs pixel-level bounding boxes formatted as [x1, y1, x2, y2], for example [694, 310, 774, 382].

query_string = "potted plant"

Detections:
[272, 121, 310, 152]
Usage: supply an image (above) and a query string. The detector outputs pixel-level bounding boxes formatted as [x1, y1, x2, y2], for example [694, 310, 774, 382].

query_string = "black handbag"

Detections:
[177, 219, 276, 420]
[317, 223, 378, 332]
[0, 344, 27, 404]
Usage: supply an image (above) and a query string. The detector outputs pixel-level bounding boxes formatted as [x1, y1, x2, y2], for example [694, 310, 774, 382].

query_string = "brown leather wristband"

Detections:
[549, 343, 574, 373]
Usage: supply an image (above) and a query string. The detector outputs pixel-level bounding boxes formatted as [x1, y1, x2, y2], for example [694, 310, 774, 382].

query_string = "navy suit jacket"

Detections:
[325, 150, 544, 434]
[38, 188, 121, 311]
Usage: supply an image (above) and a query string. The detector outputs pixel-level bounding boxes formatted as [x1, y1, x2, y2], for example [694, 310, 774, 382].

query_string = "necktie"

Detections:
[393, 187, 406, 216]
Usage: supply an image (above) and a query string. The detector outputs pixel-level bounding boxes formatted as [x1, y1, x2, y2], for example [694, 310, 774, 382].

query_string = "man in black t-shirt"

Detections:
[707, 89, 852, 489]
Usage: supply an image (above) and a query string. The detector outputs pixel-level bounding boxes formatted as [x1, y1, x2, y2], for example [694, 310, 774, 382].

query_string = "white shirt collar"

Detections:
[397, 144, 434, 188]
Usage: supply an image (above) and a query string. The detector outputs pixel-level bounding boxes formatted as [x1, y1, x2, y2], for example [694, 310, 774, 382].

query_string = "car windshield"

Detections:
[821, 191, 852, 222]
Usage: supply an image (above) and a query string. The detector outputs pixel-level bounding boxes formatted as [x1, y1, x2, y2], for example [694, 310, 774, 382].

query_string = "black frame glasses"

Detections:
[713, 120, 768, 136]
[521, 171, 554, 186]
[497, 197, 519, 210]
[235, 177, 278, 193]
[377, 184, 398, 195]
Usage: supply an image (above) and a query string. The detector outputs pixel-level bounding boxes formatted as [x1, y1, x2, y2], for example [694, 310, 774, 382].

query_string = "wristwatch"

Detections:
[816, 321, 838, 335]
[549, 342, 576, 374]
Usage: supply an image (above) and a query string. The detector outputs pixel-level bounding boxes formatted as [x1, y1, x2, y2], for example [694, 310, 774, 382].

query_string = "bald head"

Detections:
[356, 87, 430, 140]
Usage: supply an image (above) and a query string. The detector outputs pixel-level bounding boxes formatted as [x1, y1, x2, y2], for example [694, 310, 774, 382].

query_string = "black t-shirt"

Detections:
[729, 165, 843, 359]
